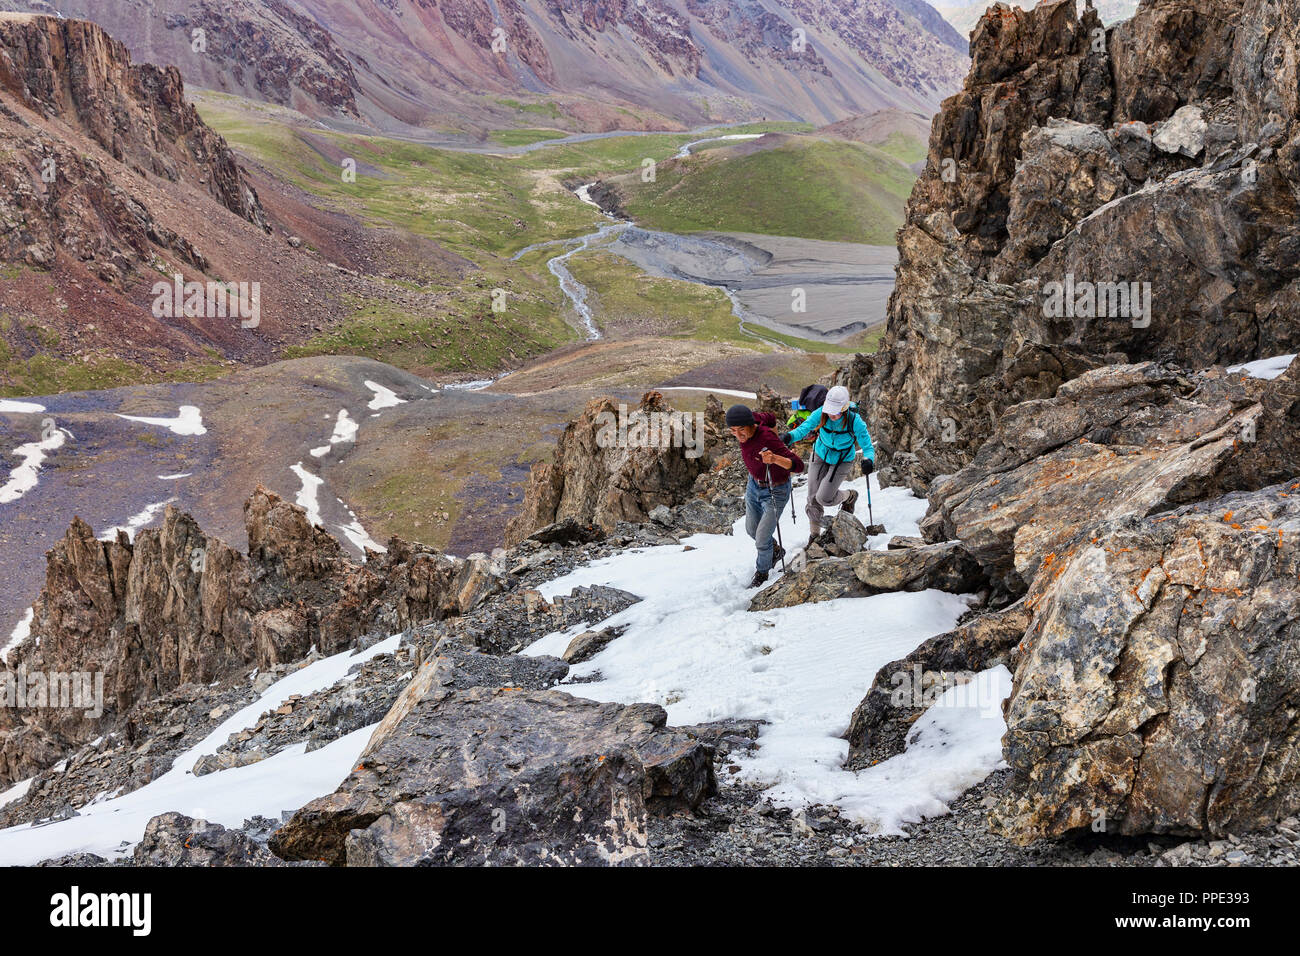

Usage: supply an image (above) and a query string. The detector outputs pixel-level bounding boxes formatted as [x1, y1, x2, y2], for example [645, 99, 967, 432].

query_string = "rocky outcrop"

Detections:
[0, 486, 504, 787]
[0, 13, 268, 279]
[923, 360, 1300, 596]
[991, 482, 1300, 843]
[862, 0, 1300, 489]
[133, 812, 288, 866]
[845, 601, 1031, 768]
[415, 583, 640, 655]
[751, 537, 985, 612]
[506, 391, 714, 546]
[269, 653, 717, 866]
[0, 14, 267, 227]
[844, 355, 1298, 841]
[2, 1, 361, 118]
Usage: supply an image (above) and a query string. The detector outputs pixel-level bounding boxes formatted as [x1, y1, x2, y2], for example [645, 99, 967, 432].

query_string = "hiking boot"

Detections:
[807, 525, 820, 547]
[748, 569, 769, 588]
[840, 490, 859, 514]
[772, 543, 786, 566]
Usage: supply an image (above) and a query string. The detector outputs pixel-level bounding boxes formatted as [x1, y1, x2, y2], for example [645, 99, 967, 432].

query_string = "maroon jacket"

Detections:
[739, 412, 804, 485]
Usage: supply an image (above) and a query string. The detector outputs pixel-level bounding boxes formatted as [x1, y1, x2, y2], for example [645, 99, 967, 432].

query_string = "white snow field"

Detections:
[1227, 353, 1296, 380]
[0, 473, 1009, 860]
[310, 409, 359, 457]
[0, 400, 45, 414]
[116, 404, 207, 435]
[364, 380, 405, 410]
[98, 498, 176, 542]
[0, 636, 400, 865]
[525, 473, 1010, 834]
[0, 422, 68, 504]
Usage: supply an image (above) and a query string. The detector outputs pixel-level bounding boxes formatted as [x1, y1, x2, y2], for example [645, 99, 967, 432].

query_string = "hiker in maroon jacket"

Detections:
[726, 404, 804, 588]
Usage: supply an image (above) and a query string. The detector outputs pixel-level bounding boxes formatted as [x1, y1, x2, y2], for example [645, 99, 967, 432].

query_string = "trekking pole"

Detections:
[764, 454, 788, 574]
[866, 476, 875, 528]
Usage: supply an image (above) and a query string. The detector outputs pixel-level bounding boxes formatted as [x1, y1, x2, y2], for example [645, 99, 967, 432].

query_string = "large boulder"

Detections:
[133, 813, 285, 866]
[923, 362, 1290, 595]
[849, 540, 985, 594]
[506, 391, 712, 545]
[748, 557, 869, 611]
[845, 602, 1031, 768]
[991, 482, 1300, 842]
[269, 657, 716, 866]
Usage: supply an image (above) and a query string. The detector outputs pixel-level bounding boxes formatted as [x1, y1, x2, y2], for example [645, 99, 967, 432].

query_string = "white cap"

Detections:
[823, 385, 850, 415]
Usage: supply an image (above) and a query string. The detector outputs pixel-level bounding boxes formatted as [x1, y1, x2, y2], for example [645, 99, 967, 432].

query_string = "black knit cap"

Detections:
[725, 404, 756, 427]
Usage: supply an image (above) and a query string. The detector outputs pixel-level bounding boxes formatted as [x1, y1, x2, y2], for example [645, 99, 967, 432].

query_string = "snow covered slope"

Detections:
[0, 474, 1009, 861]
[526, 473, 1011, 834]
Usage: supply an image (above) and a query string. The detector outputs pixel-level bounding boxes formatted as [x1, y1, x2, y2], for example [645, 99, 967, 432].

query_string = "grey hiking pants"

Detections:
[805, 453, 854, 530]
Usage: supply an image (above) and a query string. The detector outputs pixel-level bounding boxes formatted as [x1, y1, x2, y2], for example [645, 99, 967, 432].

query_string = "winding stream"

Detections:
[513, 184, 784, 347]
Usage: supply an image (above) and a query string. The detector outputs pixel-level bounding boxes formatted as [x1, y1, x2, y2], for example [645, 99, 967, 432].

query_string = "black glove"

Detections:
[781, 432, 793, 446]
[861, 458, 874, 476]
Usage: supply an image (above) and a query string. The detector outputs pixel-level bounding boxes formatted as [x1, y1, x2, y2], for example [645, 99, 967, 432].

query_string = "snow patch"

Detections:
[0, 400, 45, 414]
[659, 386, 758, 400]
[2, 608, 33, 665]
[1227, 354, 1296, 380]
[0, 636, 400, 864]
[310, 409, 358, 458]
[0, 777, 33, 812]
[338, 518, 386, 554]
[289, 463, 324, 526]
[99, 499, 176, 542]
[525, 474, 1005, 832]
[117, 405, 206, 436]
[364, 381, 405, 410]
[0, 424, 68, 504]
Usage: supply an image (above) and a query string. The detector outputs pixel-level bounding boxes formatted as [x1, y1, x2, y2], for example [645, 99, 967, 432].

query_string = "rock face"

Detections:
[0, 13, 267, 277]
[506, 391, 713, 545]
[0, 2, 361, 118]
[270, 654, 716, 866]
[133, 812, 286, 866]
[0, 486, 503, 787]
[845, 601, 1030, 768]
[5, 0, 968, 129]
[855, 356, 1297, 840]
[0, 13, 267, 223]
[923, 361, 1292, 596]
[828, 0, 1300, 843]
[862, 0, 1300, 489]
[992, 483, 1300, 843]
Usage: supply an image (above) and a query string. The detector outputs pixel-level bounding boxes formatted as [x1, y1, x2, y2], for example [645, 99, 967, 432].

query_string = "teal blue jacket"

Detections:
[788, 404, 875, 467]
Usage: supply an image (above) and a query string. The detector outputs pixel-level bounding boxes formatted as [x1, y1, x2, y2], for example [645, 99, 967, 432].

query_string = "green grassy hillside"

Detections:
[605, 137, 917, 244]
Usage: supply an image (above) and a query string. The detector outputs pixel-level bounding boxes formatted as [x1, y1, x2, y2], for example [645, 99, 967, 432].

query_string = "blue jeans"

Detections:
[745, 477, 791, 572]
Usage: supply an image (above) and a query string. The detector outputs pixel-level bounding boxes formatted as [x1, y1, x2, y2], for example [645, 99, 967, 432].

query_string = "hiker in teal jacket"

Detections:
[782, 385, 875, 541]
